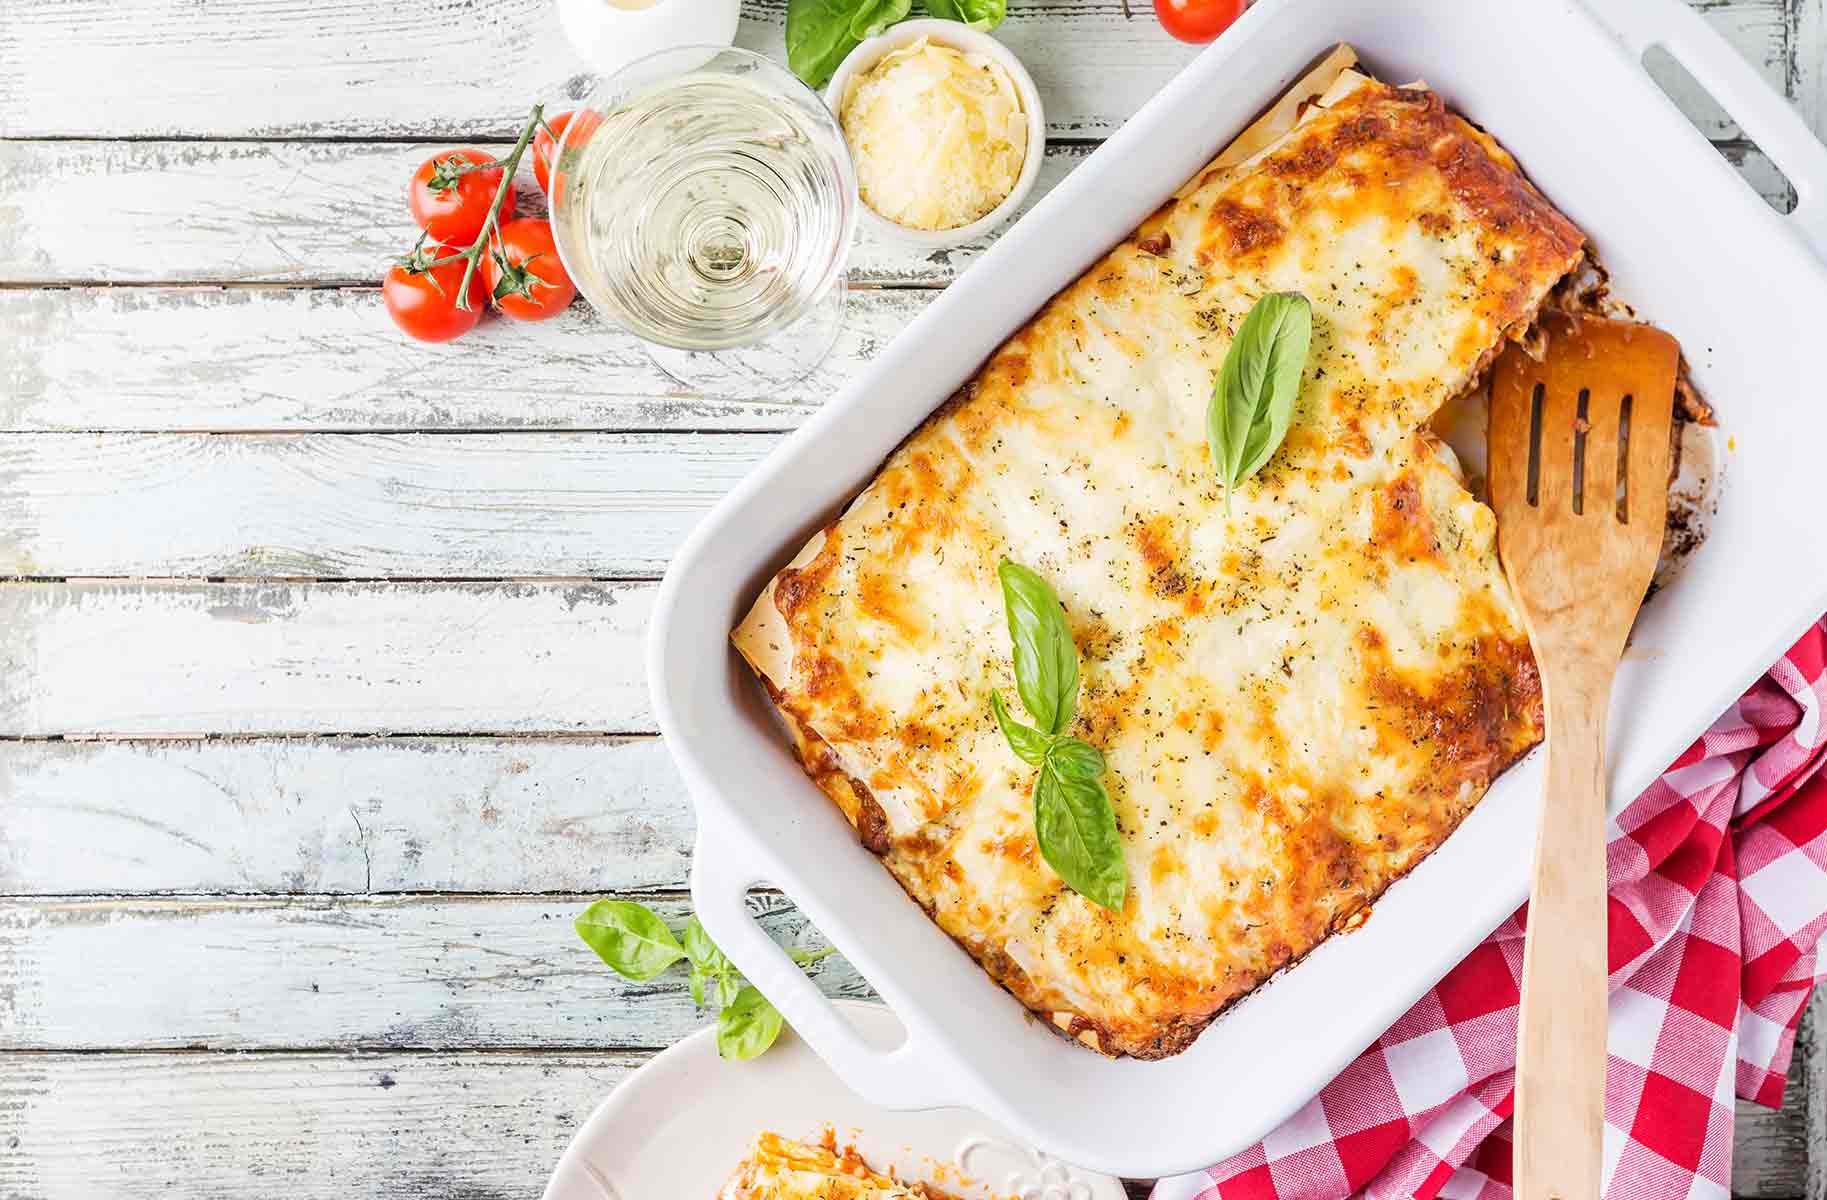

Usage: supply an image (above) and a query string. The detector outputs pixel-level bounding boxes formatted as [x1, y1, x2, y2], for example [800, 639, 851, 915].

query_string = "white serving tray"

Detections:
[652, 0, 1827, 1177]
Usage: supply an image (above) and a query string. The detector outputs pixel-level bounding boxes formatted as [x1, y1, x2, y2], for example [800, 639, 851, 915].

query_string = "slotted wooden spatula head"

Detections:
[1487, 315, 1681, 1200]
[1489, 317, 1680, 662]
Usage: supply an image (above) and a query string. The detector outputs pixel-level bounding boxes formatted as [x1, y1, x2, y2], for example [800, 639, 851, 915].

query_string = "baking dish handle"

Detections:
[1592, 0, 1827, 265]
[689, 826, 964, 1111]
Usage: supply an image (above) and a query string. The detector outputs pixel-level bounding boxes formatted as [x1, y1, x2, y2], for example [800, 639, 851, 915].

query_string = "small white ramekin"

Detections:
[824, 19, 1047, 250]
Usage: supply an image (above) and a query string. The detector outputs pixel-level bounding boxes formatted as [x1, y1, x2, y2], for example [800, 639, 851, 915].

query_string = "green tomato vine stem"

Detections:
[451, 102, 545, 312]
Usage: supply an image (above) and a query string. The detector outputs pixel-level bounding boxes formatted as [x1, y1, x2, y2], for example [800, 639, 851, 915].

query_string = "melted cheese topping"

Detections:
[841, 38, 1027, 231]
[735, 79, 1581, 1059]
[717, 1133, 958, 1200]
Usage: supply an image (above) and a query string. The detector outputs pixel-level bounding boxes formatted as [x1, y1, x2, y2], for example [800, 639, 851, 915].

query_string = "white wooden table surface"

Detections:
[1, 2, 1824, 1197]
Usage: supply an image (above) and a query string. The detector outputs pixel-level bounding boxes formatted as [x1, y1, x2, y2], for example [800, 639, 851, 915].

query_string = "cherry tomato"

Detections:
[532, 111, 576, 195]
[483, 218, 577, 322]
[1154, 0, 1245, 43]
[409, 149, 514, 245]
[542, 109, 603, 200]
[383, 242, 488, 343]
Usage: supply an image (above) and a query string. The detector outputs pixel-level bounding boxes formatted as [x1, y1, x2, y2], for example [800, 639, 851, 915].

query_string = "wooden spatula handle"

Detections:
[1515, 677, 1613, 1200]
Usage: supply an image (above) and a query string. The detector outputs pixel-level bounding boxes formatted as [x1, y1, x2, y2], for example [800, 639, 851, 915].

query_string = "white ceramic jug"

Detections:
[554, 0, 741, 77]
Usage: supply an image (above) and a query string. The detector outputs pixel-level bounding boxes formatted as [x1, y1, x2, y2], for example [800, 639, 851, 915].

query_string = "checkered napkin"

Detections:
[1156, 617, 1827, 1200]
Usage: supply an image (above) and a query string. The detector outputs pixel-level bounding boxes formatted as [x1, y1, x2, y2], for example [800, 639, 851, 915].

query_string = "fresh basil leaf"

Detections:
[849, 0, 911, 41]
[1046, 736, 1106, 782]
[574, 900, 686, 981]
[716, 970, 743, 1009]
[717, 985, 786, 1060]
[786, 945, 837, 968]
[681, 915, 733, 978]
[924, 0, 1004, 29]
[1208, 292, 1312, 506]
[998, 558, 1080, 736]
[786, 0, 863, 88]
[689, 965, 707, 1009]
[992, 690, 1054, 765]
[1034, 763, 1127, 912]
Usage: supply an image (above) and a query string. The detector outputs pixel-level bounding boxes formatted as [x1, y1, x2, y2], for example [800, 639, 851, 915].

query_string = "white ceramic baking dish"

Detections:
[653, 0, 1827, 1177]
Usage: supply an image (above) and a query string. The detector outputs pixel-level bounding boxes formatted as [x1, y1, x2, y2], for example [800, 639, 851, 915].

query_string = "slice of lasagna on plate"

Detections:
[734, 54, 1583, 1059]
[719, 1132, 962, 1200]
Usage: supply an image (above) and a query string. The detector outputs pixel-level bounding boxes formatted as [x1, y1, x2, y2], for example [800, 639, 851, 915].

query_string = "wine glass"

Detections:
[550, 45, 858, 394]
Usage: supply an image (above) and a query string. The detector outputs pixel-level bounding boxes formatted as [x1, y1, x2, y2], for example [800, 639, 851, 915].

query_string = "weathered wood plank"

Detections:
[0, 1049, 649, 1200]
[0, 1054, 1809, 1200]
[0, 286, 926, 432]
[1732, 991, 1816, 1197]
[0, 736, 693, 896]
[0, 0, 1792, 140]
[0, 0, 1197, 139]
[0, 140, 1088, 286]
[1719, 139, 1801, 212]
[0, 432, 777, 578]
[1798, 0, 1827, 139]
[1804, 991, 1825, 1200]
[0, 894, 866, 1050]
[0, 581, 655, 736]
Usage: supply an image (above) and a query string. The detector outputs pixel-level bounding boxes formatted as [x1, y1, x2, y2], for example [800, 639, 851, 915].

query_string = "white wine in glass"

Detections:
[551, 46, 858, 394]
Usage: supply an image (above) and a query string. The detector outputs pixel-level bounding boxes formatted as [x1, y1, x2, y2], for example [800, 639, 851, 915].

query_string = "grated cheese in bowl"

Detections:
[838, 37, 1030, 233]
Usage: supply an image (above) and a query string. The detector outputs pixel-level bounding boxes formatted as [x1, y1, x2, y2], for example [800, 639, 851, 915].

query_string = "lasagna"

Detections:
[734, 54, 1579, 1058]
[718, 1132, 961, 1200]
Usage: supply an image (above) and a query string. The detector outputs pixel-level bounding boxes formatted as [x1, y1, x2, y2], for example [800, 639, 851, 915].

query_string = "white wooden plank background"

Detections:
[0, 582, 654, 736]
[0, 287, 922, 432]
[2, 0, 1824, 1197]
[0, 434, 777, 577]
[0, 737, 693, 895]
[0, 141, 1090, 287]
[2, 0, 1198, 139]
[0, 1051, 650, 1200]
[0, 894, 868, 1050]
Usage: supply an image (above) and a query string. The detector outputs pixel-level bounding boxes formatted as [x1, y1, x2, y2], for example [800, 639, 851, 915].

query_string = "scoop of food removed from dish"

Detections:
[718, 1131, 964, 1200]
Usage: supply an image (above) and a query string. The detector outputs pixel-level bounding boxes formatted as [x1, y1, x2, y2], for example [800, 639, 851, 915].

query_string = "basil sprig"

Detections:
[785, 0, 911, 88]
[992, 558, 1127, 912]
[575, 900, 834, 1061]
[785, 0, 1006, 87]
[924, 0, 1006, 31]
[715, 985, 785, 1061]
[1208, 292, 1312, 509]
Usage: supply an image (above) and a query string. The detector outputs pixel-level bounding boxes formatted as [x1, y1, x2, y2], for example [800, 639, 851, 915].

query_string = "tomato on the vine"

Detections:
[1154, 0, 1245, 43]
[409, 148, 515, 244]
[532, 111, 576, 195]
[540, 109, 604, 199]
[383, 242, 488, 343]
[483, 218, 577, 322]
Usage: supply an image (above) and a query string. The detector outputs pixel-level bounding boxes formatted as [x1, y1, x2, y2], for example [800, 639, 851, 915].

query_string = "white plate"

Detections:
[651, 0, 1827, 1177]
[542, 1001, 1128, 1200]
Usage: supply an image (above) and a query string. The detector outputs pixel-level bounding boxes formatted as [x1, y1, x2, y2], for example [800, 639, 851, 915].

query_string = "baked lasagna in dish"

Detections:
[734, 55, 1583, 1058]
[718, 1132, 961, 1200]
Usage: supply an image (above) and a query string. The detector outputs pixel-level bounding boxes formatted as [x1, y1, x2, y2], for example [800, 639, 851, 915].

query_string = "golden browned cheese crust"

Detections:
[733, 79, 1572, 1059]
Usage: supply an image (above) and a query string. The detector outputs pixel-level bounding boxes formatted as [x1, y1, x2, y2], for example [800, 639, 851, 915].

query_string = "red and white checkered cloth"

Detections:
[1157, 617, 1827, 1200]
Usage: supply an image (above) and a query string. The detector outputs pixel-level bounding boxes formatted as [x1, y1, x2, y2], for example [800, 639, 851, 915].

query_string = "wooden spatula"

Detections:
[1487, 316, 1681, 1200]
